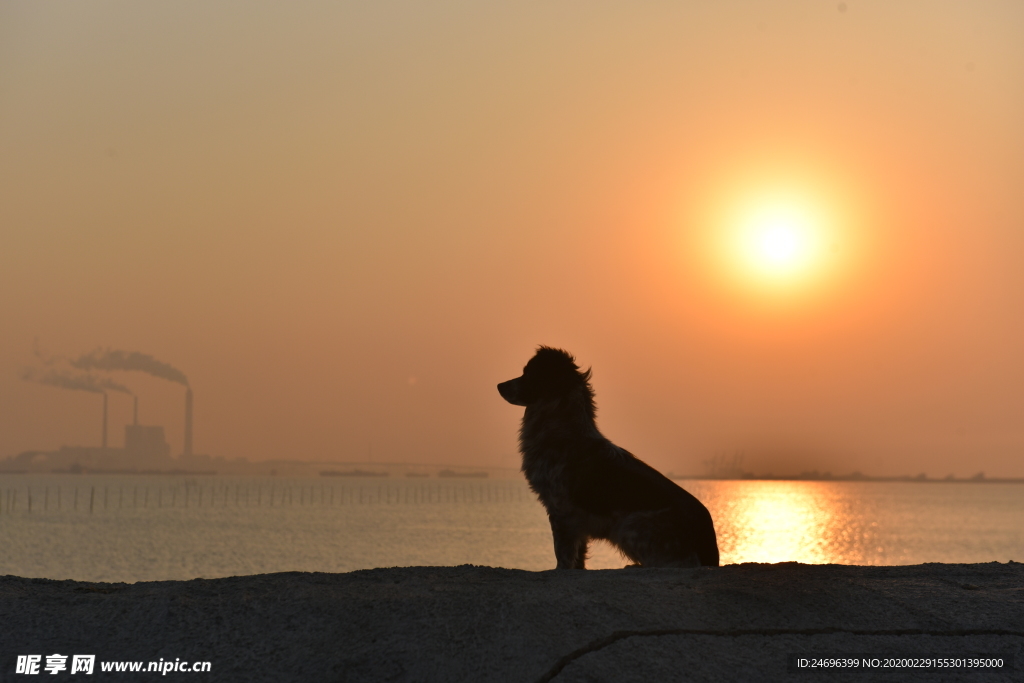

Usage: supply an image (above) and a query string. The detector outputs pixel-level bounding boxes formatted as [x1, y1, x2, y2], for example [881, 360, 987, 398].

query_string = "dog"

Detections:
[498, 346, 719, 569]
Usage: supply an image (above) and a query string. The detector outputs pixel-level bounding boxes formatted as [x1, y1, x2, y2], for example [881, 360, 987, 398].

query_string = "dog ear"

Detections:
[522, 347, 586, 400]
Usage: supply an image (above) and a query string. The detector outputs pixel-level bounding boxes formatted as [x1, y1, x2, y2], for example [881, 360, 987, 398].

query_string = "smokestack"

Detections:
[133, 396, 138, 426]
[102, 392, 108, 449]
[184, 388, 193, 457]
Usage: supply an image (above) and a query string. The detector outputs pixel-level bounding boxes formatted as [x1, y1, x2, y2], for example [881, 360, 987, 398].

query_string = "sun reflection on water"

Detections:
[696, 480, 885, 565]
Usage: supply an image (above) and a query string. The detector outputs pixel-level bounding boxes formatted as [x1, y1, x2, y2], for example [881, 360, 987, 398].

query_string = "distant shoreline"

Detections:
[670, 474, 1024, 484]
[1, 469, 1022, 484]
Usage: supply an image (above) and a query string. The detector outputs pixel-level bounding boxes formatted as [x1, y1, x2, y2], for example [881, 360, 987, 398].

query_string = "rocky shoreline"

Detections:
[3, 562, 1022, 682]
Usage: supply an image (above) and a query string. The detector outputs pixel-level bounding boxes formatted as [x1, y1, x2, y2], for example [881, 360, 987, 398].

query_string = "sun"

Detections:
[676, 157, 870, 309]
[714, 190, 833, 293]
[738, 203, 817, 278]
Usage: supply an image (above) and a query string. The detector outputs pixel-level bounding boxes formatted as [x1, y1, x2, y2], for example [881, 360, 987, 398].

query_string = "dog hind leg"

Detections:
[609, 509, 704, 568]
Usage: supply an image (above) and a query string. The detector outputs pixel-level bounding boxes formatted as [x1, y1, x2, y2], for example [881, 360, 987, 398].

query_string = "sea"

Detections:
[0, 475, 1021, 583]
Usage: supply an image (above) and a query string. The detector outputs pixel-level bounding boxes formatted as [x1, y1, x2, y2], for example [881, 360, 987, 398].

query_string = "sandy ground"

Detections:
[2, 562, 1022, 682]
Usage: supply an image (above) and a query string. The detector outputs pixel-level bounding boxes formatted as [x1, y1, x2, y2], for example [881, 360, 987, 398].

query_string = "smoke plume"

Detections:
[21, 367, 134, 395]
[32, 337, 60, 366]
[71, 348, 189, 386]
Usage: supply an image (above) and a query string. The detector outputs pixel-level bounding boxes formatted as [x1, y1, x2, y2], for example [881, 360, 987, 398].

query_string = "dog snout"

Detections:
[498, 377, 526, 406]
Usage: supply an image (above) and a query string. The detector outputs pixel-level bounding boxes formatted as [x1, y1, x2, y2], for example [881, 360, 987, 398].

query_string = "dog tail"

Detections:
[695, 507, 720, 567]
[699, 538, 720, 567]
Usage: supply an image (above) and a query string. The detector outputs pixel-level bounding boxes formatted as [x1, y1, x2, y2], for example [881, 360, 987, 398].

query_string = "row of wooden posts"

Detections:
[0, 484, 527, 513]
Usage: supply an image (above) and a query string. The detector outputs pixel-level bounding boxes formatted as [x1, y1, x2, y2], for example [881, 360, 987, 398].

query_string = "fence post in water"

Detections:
[89, 486, 95, 514]
[27, 487, 31, 514]
[74, 487, 78, 511]
[45, 487, 49, 511]
[144, 487, 148, 508]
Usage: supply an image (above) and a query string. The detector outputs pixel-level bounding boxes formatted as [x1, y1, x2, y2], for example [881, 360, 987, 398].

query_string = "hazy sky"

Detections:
[2, 0, 1023, 477]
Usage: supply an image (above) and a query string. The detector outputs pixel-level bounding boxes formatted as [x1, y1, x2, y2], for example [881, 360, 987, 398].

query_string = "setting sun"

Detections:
[688, 172, 857, 305]
[734, 199, 825, 284]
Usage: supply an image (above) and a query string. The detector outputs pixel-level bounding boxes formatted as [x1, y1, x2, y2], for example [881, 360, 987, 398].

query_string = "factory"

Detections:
[4, 389, 198, 473]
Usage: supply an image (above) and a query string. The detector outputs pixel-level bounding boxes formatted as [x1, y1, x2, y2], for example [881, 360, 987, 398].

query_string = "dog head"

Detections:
[498, 346, 592, 407]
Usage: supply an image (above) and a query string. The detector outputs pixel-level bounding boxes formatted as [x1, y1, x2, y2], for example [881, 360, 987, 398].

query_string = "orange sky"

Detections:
[2, 0, 1023, 477]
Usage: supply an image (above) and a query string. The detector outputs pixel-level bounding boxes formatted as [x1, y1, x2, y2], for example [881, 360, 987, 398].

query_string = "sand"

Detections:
[2, 562, 1022, 682]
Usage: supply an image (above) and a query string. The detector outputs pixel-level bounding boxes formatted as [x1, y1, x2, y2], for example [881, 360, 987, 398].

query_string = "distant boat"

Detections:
[437, 469, 488, 478]
[320, 469, 389, 477]
[405, 472, 429, 478]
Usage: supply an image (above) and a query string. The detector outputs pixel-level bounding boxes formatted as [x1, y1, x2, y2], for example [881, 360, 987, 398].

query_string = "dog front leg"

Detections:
[549, 518, 588, 569]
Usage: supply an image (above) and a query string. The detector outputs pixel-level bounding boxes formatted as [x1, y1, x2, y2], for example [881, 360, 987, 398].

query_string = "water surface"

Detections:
[0, 476, 1020, 582]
